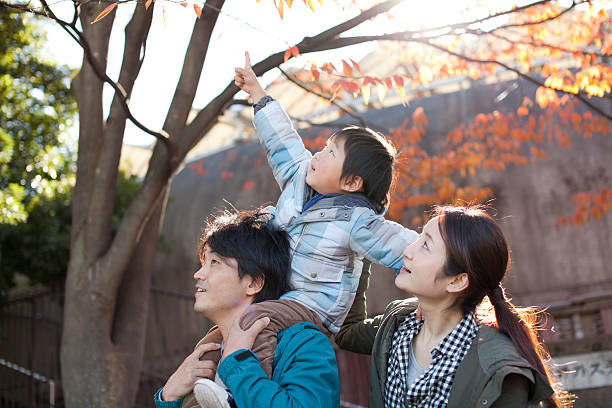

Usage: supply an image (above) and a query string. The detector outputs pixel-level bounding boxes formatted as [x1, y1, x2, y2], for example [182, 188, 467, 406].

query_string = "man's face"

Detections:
[193, 245, 253, 321]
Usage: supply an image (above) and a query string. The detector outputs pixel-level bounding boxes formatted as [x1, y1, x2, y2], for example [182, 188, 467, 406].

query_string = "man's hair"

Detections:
[198, 210, 291, 303]
[331, 126, 398, 213]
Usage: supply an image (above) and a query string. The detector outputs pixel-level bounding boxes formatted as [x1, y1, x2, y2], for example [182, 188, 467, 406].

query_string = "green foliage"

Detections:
[0, 11, 147, 294]
[0, 170, 142, 294]
[0, 191, 72, 292]
[0, 9, 77, 224]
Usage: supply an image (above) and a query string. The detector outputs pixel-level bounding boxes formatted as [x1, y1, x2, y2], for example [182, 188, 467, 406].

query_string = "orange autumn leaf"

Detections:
[242, 181, 256, 190]
[220, 171, 234, 180]
[283, 46, 299, 62]
[361, 84, 370, 105]
[145, 0, 153, 10]
[384, 77, 393, 90]
[291, 46, 299, 58]
[194, 4, 202, 19]
[179, 1, 188, 7]
[311, 63, 320, 81]
[396, 85, 407, 105]
[305, 0, 316, 12]
[90, 2, 118, 24]
[350, 59, 362, 74]
[275, 0, 284, 19]
[342, 60, 353, 77]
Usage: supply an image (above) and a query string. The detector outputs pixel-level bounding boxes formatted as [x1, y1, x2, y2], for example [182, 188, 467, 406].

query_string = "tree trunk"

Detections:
[56, 0, 401, 404]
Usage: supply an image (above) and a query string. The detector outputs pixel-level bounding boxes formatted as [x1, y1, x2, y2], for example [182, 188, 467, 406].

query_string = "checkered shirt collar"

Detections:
[384, 311, 478, 408]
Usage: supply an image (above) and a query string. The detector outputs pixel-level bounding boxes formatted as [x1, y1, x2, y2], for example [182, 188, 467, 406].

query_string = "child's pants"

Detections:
[198, 299, 329, 378]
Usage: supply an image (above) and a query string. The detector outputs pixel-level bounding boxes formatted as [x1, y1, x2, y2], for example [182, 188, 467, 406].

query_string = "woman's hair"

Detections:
[432, 205, 572, 407]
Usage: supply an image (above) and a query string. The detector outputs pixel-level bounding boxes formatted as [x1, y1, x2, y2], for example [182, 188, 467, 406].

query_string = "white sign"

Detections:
[554, 350, 612, 390]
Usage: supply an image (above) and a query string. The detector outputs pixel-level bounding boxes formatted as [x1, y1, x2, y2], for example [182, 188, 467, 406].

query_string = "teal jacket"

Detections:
[155, 322, 339, 408]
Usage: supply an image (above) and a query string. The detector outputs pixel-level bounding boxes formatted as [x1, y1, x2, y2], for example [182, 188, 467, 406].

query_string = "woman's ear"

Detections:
[446, 273, 469, 293]
[342, 175, 363, 193]
[246, 275, 265, 297]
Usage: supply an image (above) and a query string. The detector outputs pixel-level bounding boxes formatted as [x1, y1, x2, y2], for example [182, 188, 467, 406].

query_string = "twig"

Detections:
[2, 0, 178, 158]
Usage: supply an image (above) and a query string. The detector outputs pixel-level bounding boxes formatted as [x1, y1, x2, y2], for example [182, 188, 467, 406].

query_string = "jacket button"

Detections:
[311, 272, 317, 278]
[344, 213, 349, 218]
[482, 400, 488, 405]
[320, 212, 325, 217]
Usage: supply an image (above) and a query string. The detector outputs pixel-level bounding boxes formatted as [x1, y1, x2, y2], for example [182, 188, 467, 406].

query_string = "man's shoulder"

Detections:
[278, 321, 328, 343]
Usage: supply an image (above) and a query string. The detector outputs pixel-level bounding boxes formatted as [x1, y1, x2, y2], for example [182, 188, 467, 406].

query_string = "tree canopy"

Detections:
[0, 9, 76, 224]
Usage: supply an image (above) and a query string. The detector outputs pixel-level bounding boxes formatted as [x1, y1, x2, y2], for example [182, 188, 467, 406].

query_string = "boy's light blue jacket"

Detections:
[154, 322, 339, 408]
[255, 101, 418, 332]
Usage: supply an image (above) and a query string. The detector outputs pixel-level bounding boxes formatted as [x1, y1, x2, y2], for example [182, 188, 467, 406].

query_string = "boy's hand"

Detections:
[161, 342, 221, 401]
[234, 51, 267, 103]
[220, 312, 270, 362]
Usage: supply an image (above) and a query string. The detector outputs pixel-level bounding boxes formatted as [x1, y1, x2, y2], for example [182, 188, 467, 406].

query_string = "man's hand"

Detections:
[161, 342, 221, 402]
[221, 312, 270, 361]
[234, 51, 267, 103]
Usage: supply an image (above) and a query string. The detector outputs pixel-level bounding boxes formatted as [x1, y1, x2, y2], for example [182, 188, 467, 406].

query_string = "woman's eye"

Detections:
[422, 241, 429, 250]
[211, 259, 219, 264]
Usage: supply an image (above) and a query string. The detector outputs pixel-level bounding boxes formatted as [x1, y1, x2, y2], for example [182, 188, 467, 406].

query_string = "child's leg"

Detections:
[182, 327, 225, 408]
[194, 325, 224, 364]
[238, 299, 329, 379]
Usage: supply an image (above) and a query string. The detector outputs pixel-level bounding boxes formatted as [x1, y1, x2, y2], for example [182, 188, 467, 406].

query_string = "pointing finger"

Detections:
[245, 51, 251, 69]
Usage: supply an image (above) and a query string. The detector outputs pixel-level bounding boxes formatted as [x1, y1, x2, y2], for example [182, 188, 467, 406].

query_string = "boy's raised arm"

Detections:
[234, 51, 267, 103]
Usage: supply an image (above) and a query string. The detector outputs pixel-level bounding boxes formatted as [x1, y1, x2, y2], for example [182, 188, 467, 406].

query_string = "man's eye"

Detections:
[211, 259, 219, 264]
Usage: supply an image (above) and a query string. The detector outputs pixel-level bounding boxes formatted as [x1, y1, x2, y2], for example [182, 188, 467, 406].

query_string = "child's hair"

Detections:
[330, 126, 397, 213]
[432, 205, 573, 408]
[199, 209, 291, 303]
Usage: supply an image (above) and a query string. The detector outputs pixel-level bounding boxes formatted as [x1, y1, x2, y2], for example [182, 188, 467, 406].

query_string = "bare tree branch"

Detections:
[278, 67, 378, 130]
[1, 0, 177, 156]
[487, 0, 581, 31]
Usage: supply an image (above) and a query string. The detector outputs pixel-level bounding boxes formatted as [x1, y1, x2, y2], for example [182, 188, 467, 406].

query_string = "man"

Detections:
[154, 211, 340, 408]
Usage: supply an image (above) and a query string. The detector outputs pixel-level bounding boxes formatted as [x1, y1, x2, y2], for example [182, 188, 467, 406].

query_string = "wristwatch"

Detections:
[253, 95, 274, 114]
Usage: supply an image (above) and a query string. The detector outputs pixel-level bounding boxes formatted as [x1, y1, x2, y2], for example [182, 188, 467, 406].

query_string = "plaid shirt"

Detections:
[254, 100, 418, 333]
[385, 312, 478, 407]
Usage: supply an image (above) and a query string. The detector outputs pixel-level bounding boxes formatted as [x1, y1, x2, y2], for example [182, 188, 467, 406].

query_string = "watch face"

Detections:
[235, 350, 253, 361]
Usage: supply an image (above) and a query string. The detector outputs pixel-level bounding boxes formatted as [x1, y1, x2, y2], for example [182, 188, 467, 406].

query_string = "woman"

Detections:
[335, 205, 571, 407]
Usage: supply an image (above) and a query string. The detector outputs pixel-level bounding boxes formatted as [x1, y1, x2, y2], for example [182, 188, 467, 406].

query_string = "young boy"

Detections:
[193, 52, 418, 407]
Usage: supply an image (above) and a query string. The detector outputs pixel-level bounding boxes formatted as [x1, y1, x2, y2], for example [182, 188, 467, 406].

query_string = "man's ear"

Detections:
[342, 175, 363, 193]
[246, 275, 265, 297]
[446, 273, 469, 293]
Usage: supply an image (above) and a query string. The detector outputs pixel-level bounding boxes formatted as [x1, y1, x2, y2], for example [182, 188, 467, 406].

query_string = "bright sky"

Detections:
[41, 0, 508, 146]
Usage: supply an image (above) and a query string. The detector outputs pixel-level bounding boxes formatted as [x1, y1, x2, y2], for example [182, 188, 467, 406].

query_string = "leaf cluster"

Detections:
[0, 9, 77, 224]
[0, 170, 142, 295]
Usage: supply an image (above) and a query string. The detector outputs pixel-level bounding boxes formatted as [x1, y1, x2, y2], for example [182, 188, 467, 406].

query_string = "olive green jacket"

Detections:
[335, 271, 553, 408]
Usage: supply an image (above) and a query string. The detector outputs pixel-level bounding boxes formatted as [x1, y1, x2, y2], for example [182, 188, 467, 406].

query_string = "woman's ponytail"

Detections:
[433, 205, 573, 407]
[487, 285, 572, 408]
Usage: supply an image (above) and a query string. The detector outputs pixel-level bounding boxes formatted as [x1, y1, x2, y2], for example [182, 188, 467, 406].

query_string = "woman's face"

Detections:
[395, 216, 450, 299]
